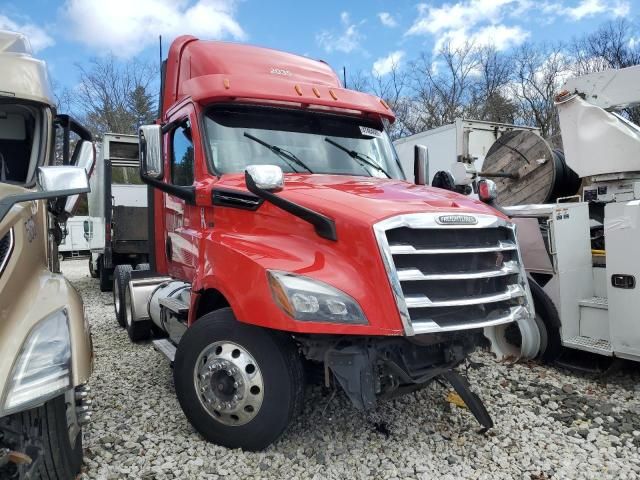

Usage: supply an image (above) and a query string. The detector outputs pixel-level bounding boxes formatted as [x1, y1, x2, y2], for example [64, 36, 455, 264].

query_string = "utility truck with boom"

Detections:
[0, 31, 94, 479]
[118, 36, 538, 451]
[395, 66, 640, 364]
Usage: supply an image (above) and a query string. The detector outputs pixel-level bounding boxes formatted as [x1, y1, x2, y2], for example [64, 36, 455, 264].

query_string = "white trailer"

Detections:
[86, 133, 149, 290]
[393, 119, 539, 189]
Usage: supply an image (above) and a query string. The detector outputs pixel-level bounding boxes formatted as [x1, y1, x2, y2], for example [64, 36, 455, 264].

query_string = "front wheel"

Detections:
[0, 392, 83, 479]
[173, 308, 304, 451]
[113, 264, 133, 328]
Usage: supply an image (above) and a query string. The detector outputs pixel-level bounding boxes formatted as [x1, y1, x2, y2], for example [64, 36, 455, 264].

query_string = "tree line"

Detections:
[57, 19, 640, 142]
[348, 19, 640, 140]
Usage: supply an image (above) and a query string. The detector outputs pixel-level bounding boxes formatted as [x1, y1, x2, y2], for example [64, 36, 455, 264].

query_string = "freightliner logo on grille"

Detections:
[436, 214, 478, 225]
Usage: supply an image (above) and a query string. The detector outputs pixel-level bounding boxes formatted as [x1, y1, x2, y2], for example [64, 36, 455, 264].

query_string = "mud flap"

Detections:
[441, 370, 494, 430]
[326, 347, 377, 410]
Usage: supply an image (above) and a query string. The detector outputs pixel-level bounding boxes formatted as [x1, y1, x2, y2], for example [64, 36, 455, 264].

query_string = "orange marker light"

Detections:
[223, 78, 230, 89]
[329, 89, 338, 100]
[312, 87, 321, 98]
[380, 98, 389, 109]
[294, 85, 303, 96]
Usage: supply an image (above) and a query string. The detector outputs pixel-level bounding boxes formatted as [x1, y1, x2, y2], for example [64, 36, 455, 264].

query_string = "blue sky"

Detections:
[0, 0, 636, 94]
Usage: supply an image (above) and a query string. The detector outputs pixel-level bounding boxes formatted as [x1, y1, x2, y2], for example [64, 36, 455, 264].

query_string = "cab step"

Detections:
[578, 296, 608, 310]
[152, 339, 177, 362]
[159, 297, 189, 315]
[563, 335, 613, 355]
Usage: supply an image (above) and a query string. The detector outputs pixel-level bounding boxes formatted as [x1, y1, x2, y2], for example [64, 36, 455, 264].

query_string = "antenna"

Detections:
[343, 66, 347, 88]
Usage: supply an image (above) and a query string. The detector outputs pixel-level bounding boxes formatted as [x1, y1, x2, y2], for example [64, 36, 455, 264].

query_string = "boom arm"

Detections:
[563, 65, 640, 111]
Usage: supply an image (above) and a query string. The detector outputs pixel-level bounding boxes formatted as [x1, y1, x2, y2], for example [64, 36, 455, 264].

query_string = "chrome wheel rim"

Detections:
[194, 341, 264, 426]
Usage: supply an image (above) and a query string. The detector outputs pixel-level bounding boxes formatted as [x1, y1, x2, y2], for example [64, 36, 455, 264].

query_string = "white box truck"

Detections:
[86, 133, 149, 290]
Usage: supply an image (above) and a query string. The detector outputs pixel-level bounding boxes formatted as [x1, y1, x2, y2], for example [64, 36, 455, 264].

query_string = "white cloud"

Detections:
[316, 11, 364, 54]
[372, 50, 405, 76]
[561, 0, 629, 20]
[61, 0, 245, 58]
[405, 0, 630, 53]
[378, 12, 398, 28]
[407, 0, 516, 37]
[406, 0, 528, 52]
[0, 14, 54, 51]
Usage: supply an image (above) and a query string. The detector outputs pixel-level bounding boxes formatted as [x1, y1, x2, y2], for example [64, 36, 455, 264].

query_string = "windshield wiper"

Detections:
[244, 132, 313, 173]
[324, 138, 391, 179]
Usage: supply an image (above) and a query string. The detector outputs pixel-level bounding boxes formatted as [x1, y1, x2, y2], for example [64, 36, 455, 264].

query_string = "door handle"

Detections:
[166, 236, 173, 262]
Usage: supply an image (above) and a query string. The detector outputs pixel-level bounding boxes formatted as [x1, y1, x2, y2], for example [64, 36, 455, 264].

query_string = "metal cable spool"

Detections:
[481, 130, 581, 206]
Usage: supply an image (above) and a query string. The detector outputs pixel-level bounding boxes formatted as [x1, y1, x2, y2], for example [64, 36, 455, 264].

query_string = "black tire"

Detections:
[113, 264, 133, 328]
[529, 279, 562, 363]
[0, 393, 83, 480]
[99, 258, 112, 292]
[88, 256, 98, 278]
[173, 308, 304, 451]
[124, 283, 151, 342]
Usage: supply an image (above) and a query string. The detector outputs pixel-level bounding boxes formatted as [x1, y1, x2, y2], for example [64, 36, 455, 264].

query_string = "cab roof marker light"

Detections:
[329, 89, 338, 100]
[223, 79, 230, 89]
[294, 85, 303, 96]
[312, 87, 321, 98]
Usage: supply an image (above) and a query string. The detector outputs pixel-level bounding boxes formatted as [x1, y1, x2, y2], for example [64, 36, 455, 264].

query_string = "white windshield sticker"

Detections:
[359, 126, 382, 138]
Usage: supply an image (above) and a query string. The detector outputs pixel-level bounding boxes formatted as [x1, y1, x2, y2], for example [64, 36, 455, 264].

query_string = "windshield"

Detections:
[203, 106, 405, 179]
[0, 102, 46, 186]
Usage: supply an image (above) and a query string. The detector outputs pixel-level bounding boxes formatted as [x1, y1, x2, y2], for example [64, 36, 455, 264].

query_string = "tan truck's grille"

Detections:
[0, 228, 14, 275]
[374, 213, 532, 336]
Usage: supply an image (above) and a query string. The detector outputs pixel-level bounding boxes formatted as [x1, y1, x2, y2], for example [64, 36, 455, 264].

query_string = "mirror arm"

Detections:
[0, 187, 89, 224]
[244, 172, 337, 241]
[141, 175, 196, 204]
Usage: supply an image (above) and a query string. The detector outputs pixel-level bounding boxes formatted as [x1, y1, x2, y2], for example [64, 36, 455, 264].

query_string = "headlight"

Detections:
[3, 309, 72, 414]
[267, 271, 367, 324]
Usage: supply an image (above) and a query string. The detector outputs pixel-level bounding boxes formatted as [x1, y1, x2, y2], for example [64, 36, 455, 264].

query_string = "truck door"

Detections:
[163, 115, 198, 280]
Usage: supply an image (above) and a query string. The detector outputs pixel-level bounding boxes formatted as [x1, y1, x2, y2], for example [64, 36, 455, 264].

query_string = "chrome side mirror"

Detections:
[73, 140, 95, 175]
[245, 165, 284, 192]
[478, 179, 498, 204]
[139, 124, 163, 179]
[37, 165, 90, 215]
[414, 145, 429, 185]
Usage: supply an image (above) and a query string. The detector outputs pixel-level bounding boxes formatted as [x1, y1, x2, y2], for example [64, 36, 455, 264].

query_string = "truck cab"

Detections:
[121, 36, 537, 451]
[0, 30, 94, 478]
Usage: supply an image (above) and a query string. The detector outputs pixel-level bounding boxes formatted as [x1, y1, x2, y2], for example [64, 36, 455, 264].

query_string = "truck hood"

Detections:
[215, 173, 505, 224]
[0, 182, 28, 199]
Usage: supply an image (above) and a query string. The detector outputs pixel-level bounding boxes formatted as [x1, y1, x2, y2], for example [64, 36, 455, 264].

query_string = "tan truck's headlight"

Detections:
[268, 271, 367, 324]
[3, 309, 72, 414]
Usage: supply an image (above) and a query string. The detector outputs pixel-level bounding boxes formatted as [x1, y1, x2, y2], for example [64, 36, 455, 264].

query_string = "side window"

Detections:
[170, 121, 194, 186]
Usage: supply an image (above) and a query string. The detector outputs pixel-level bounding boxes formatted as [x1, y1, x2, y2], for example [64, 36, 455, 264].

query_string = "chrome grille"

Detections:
[374, 213, 532, 335]
[0, 228, 14, 276]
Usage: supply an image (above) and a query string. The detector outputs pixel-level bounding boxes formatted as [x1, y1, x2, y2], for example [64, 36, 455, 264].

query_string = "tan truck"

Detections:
[0, 31, 95, 479]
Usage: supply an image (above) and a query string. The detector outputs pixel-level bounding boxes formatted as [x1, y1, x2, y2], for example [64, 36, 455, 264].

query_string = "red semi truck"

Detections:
[117, 36, 536, 450]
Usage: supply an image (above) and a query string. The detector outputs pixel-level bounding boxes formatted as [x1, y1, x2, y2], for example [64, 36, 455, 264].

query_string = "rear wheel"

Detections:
[98, 258, 112, 292]
[0, 392, 83, 479]
[124, 283, 151, 342]
[529, 280, 562, 363]
[173, 308, 304, 451]
[113, 264, 133, 328]
[88, 256, 98, 278]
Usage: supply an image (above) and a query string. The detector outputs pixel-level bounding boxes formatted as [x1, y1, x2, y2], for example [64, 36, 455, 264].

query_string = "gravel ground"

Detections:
[61, 259, 640, 480]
